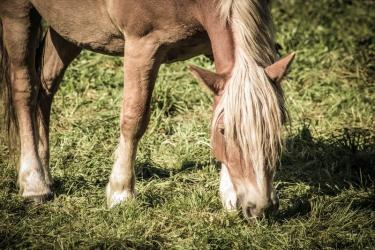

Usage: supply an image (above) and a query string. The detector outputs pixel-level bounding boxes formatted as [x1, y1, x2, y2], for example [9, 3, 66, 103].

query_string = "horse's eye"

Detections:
[219, 128, 224, 134]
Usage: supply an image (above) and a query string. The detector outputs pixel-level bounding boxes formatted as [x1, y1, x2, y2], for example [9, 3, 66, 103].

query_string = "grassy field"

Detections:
[1, 0, 374, 249]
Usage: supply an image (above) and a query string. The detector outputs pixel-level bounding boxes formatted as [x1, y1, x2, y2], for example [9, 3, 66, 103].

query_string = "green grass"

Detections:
[1, 0, 374, 249]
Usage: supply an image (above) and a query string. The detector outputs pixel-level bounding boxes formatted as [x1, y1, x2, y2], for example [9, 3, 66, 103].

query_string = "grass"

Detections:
[1, 0, 374, 249]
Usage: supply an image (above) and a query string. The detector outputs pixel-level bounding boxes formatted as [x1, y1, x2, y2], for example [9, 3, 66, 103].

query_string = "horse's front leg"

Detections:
[106, 37, 162, 208]
[36, 28, 81, 187]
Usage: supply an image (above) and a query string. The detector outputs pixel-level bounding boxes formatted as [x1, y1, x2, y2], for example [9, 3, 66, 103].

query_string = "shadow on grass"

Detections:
[280, 126, 375, 187]
[52, 175, 100, 196]
[275, 125, 375, 220]
[135, 159, 212, 181]
[50, 159, 211, 199]
[39, 125, 375, 220]
[180, 160, 213, 172]
[136, 162, 172, 180]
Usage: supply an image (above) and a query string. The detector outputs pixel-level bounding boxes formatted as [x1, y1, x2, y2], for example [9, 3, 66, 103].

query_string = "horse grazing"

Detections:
[0, 0, 294, 219]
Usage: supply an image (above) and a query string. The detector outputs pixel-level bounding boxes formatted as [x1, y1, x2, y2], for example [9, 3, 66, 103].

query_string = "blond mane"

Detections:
[216, 0, 285, 191]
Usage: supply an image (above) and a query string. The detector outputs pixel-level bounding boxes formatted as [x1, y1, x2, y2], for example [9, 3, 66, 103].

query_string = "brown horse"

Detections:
[0, 0, 294, 219]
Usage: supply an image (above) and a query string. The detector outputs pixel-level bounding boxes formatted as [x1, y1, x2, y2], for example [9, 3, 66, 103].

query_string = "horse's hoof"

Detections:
[106, 185, 135, 208]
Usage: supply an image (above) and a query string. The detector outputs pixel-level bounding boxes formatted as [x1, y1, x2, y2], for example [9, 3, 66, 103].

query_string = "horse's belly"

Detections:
[31, 0, 125, 55]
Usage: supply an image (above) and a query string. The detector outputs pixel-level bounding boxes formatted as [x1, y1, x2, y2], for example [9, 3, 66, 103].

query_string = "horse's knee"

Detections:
[120, 112, 148, 140]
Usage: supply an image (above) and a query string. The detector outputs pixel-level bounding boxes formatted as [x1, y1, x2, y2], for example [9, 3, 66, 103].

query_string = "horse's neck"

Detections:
[197, 0, 235, 77]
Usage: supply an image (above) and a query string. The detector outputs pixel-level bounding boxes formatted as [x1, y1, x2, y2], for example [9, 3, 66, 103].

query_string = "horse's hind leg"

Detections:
[1, 10, 51, 202]
[106, 38, 162, 208]
[36, 28, 81, 186]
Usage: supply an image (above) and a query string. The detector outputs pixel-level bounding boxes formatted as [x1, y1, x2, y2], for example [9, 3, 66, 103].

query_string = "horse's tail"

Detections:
[0, 18, 18, 145]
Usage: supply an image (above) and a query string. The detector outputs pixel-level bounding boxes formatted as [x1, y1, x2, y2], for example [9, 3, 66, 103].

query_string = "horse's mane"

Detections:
[215, 0, 285, 191]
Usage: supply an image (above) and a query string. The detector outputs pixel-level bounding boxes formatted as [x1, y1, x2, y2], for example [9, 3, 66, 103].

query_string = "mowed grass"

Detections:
[1, 0, 374, 249]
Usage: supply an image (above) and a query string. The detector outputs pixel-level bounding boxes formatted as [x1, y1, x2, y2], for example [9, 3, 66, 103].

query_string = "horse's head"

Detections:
[189, 53, 295, 219]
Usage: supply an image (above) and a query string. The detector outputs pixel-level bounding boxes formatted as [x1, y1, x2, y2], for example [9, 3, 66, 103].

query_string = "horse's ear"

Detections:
[265, 53, 295, 83]
[188, 65, 224, 95]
